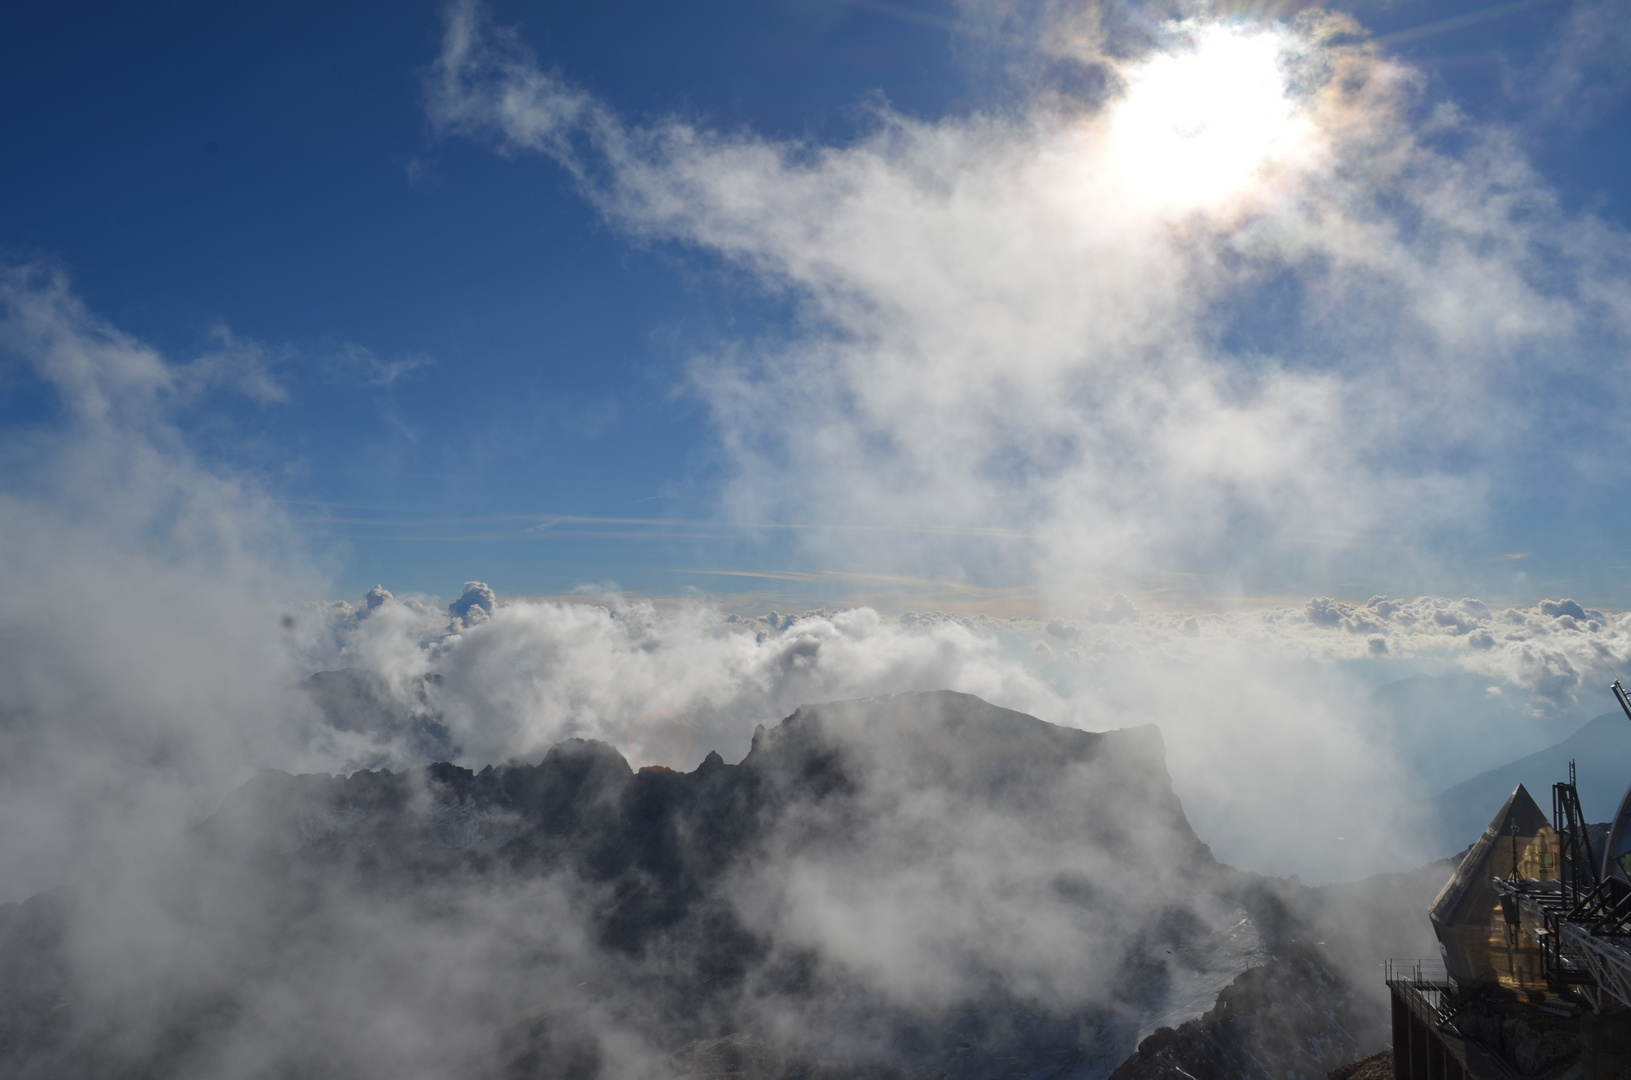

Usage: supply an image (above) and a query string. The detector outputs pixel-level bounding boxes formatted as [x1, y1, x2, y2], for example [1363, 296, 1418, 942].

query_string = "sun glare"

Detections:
[1104, 24, 1308, 213]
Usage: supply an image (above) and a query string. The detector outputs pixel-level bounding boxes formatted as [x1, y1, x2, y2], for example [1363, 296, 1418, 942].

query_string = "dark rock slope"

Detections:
[0, 691, 1439, 1080]
[1108, 944, 1373, 1080]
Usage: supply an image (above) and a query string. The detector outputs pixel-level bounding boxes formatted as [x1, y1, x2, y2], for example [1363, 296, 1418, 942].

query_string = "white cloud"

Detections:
[428, 2, 1631, 601]
[311, 591, 1063, 773]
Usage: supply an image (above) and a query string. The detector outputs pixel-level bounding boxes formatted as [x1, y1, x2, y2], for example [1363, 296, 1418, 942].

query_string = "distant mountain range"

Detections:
[0, 691, 1453, 1079]
[1369, 672, 1583, 793]
[1430, 711, 1631, 854]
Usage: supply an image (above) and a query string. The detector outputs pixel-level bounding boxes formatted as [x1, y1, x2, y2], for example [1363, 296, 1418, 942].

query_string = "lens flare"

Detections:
[1104, 23, 1310, 213]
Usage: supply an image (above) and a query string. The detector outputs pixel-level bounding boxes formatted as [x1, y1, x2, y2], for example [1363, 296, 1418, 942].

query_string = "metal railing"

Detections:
[1386, 958, 1450, 984]
[1386, 958, 1457, 1026]
[1386, 958, 1530, 1080]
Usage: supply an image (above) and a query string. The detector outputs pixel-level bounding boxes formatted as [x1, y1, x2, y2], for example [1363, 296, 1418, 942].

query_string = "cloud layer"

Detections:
[267, 576, 1631, 882]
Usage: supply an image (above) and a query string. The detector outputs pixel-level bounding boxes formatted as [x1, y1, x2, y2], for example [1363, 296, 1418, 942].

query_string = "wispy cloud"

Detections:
[1371, 0, 1562, 48]
[525, 514, 1032, 538]
[838, 0, 966, 35]
[1523, 0, 1631, 127]
[326, 342, 433, 388]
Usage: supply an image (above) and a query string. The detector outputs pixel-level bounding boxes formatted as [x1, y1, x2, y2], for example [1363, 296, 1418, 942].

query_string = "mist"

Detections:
[0, 247, 1617, 1078]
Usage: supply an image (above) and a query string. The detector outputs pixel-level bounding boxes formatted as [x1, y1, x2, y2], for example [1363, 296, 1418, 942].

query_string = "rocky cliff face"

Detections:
[0, 691, 1431, 1079]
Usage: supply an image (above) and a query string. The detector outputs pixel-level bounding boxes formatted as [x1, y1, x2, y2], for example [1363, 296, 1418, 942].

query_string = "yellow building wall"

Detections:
[1440, 828, 1560, 994]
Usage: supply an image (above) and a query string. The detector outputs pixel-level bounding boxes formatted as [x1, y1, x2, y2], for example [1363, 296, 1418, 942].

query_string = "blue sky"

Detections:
[3, 0, 1630, 610]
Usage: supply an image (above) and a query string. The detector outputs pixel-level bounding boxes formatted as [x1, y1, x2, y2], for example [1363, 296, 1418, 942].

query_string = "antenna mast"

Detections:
[1613, 679, 1631, 723]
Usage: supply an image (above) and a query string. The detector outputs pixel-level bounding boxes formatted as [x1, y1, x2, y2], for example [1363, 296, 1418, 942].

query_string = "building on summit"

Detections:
[1388, 682, 1631, 1079]
[1429, 784, 1559, 995]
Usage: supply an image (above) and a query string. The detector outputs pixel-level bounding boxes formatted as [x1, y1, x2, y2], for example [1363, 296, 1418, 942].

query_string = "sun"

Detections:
[1103, 23, 1311, 214]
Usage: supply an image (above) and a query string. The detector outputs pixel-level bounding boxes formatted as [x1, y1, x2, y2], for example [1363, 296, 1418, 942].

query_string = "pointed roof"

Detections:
[1430, 784, 1551, 930]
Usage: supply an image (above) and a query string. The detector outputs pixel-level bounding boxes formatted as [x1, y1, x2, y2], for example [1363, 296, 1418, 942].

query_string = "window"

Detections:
[1539, 852, 1557, 870]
